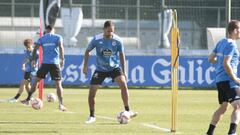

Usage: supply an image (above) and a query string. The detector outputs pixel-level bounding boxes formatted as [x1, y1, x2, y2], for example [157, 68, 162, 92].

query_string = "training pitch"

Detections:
[0, 87, 238, 135]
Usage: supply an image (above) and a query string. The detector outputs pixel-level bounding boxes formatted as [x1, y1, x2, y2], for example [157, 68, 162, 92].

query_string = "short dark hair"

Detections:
[228, 20, 240, 34]
[103, 20, 114, 28]
[45, 25, 53, 31]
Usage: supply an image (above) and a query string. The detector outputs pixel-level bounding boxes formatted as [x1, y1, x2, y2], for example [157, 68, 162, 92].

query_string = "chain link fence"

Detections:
[0, 0, 240, 54]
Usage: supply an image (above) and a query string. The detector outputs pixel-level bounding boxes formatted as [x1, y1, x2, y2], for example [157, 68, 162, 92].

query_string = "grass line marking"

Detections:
[0, 99, 7, 103]
[141, 123, 170, 132]
[53, 110, 76, 114]
[141, 123, 182, 134]
[97, 115, 116, 121]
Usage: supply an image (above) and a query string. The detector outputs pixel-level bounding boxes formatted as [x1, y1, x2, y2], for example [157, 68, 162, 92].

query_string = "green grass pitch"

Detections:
[0, 87, 238, 135]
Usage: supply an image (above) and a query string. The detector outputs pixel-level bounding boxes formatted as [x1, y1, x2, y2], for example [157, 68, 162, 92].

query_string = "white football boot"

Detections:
[85, 116, 96, 124]
[8, 98, 18, 103]
[128, 110, 138, 118]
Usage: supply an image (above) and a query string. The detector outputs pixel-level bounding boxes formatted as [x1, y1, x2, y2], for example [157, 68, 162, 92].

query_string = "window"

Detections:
[15, 5, 31, 17]
[0, 5, 11, 16]
[15, 0, 37, 3]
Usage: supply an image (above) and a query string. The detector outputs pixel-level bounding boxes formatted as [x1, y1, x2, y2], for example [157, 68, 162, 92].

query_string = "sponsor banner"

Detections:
[0, 54, 219, 87]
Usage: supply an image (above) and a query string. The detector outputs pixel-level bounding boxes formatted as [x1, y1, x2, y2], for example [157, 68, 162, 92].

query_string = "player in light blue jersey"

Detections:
[8, 39, 38, 103]
[83, 20, 137, 124]
[21, 25, 67, 111]
[206, 20, 240, 135]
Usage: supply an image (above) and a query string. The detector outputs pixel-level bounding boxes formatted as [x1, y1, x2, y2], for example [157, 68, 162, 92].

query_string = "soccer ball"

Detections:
[117, 111, 131, 124]
[47, 93, 57, 102]
[31, 98, 43, 110]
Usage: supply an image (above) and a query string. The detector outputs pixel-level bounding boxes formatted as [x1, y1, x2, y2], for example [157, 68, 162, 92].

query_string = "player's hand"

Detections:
[83, 66, 88, 75]
[22, 64, 26, 71]
[234, 78, 240, 85]
[31, 60, 36, 68]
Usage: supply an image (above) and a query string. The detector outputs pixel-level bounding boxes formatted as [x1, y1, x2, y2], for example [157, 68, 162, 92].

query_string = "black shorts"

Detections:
[37, 64, 61, 81]
[216, 81, 240, 104]
[90, 67, 123, 85]
[24, 72, 31, 81]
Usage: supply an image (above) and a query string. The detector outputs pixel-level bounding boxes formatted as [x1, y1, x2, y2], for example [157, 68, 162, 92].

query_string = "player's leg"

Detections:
[206, 102, 228, 135]
[206, 81, 229, 135]
[113, 68, 137, 118]
[227, 87, 240, 135]
[55, 80, 63, 105]
[25, 79, 31, 93]
[18, 80, 26, 94]
[85, 71, 105, 124]
[50, 64, 67, 111]
[21, 77, 41, 105]
[26, 74, 37, 101]
[21, 65, 47, 105]
[88, 85, 99, 116]
[23, 78, 34, 100]
[22, 72, 31, 93]
[23, 72, 33, 98]
[9, 72, 31, 102]
[27, 77, 41, 96]
[8, 80, 25, 102]
[85, 85, 99, 123]
[211, 102, 228, 125]
[55, 80, 67, 111]
[115, 75, 129, 109]
[30, 64, 48, 96]
[228, 100, 240, 135]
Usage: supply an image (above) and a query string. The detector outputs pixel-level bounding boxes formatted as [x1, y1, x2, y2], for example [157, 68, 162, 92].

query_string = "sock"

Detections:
[14, 93, 21, 99]
[26, 92, 33, 101]
[125, 106, 130, 111]
[206, 124, 216, 135]
[90, 109, 95, 117]
[228, 123, 237, 134]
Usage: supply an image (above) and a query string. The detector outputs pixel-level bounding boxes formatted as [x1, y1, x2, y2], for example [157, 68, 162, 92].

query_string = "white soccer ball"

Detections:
[117, 111, 131, 124]
[31, 98, 43, 110]
[47, 93, 57, 102]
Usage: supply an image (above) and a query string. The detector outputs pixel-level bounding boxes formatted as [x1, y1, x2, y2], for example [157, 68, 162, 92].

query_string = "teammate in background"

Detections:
[206, 20, 240, 135]
[8, 39, 38, 103]
[21, 25, 67, 111]
[83, 20, 137, 124]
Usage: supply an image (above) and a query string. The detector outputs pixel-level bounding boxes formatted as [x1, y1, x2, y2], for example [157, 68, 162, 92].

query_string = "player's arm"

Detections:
[118, 39, 127, 78]
[208, 53, 217, 64]
[83, 37, 95, 75]
[119, 52, 126, 76]
[59, 40, 65, 68]
[223, 56, 240, 83]
[209, 42, 219, 64]
[21, 58, 29, 71]
[83, 49, 91, 75]
[31, 44, 40, 67]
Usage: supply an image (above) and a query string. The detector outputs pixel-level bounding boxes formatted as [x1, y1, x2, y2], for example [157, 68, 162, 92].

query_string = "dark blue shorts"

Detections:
[37, 64, 61, 81]
[90, 67, 123, 85]
[24, 72, 31, 81]
[216, 81, 240, 104]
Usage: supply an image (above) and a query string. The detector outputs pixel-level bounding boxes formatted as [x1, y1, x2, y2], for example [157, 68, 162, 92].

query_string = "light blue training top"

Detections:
[35, 33, 63, 64]
[212, 38, 239, 88]
[87, 33, 124, 72]
[24, 49, 38, 75]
